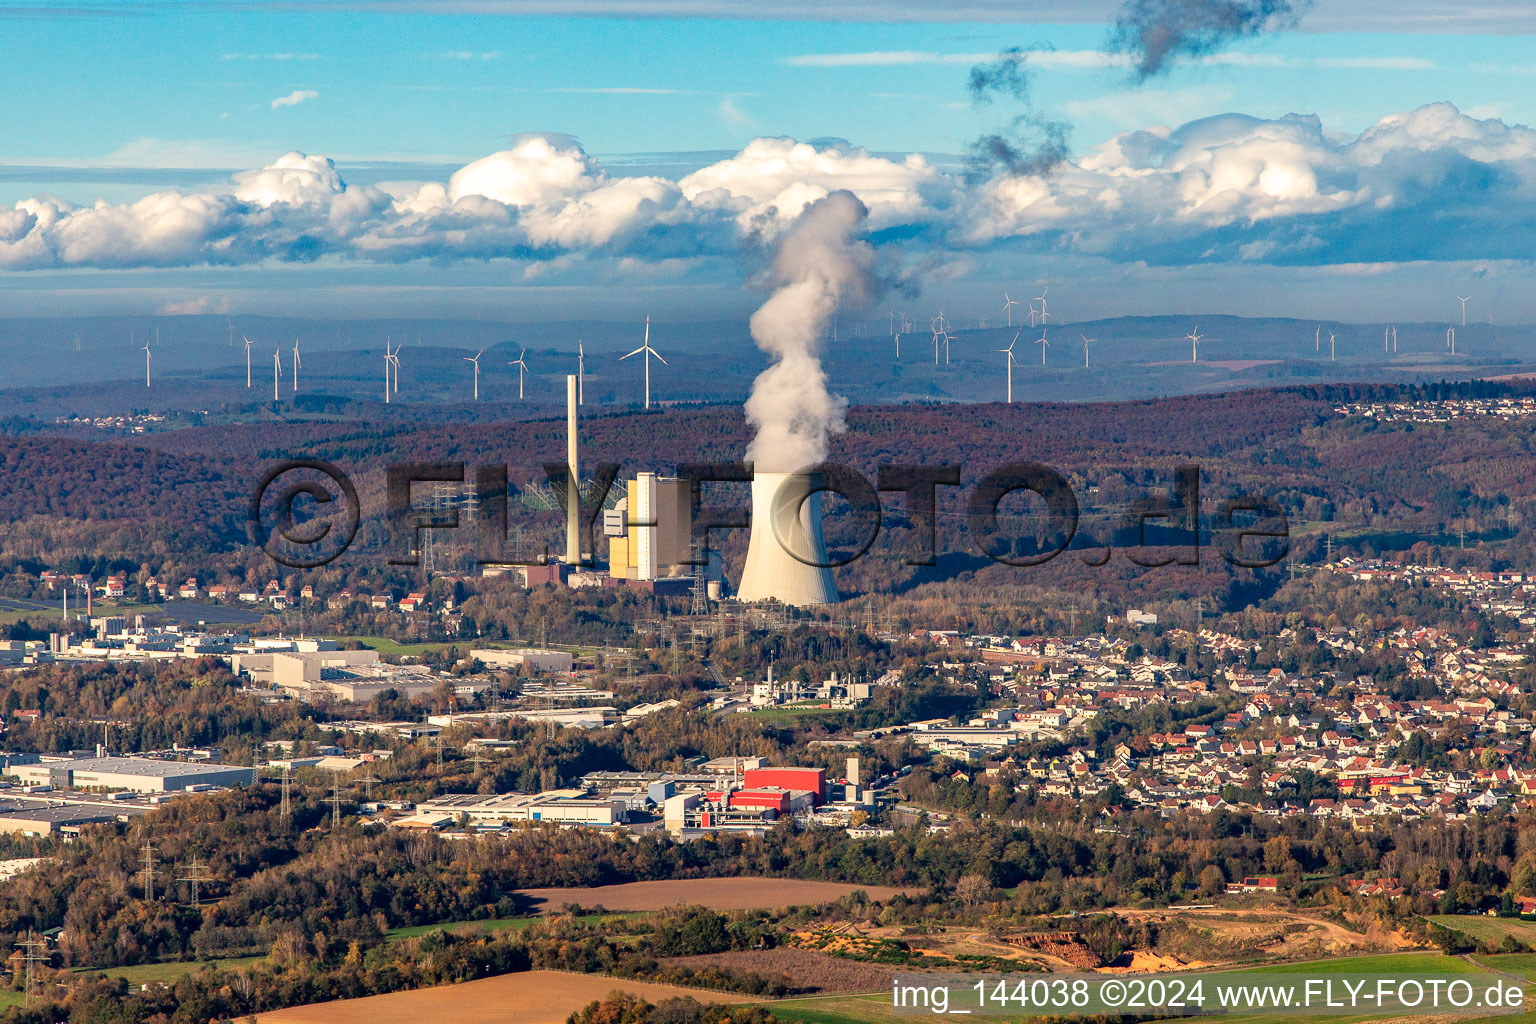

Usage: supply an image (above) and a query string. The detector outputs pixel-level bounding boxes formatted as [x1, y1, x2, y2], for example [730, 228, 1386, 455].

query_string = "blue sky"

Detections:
[5, 1, 1536, 323]
[6, 11, 1532, 169]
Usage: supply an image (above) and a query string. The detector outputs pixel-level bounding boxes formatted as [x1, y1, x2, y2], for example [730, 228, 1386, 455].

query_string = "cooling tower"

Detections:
[736, 471, 839, 606]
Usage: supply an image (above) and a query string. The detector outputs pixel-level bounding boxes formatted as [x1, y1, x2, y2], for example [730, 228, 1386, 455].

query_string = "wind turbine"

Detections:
[1035, 329, 1050, 366]
[1457, 295, 1470, 326]
[1448, 327, 1456, 355]
[1002, 291, 1017, 327]
[383, 339, 398, 403]
[577, 339, 585, 405]
[509, 347, 530, 400]
[1384, 327, 1390, 353]
[272, 347, 282, 402]
[1392, 325, 1397, 353]
[620, 315, 666, 409]
[1329, 332, 1336, 361]
[1314, 326, 1320, 352]
[931, 324, 941, 365]
[464, 349, 483, 400]
[1186, 326, 1203, 363]
[1081, 333, 1097, 369]
[291, 338, 301, 392]
[142, 339, 152, 388]
[73, 331, 82, 353]
[997, 329, 1020, 402]
[242, 335, 254, 387]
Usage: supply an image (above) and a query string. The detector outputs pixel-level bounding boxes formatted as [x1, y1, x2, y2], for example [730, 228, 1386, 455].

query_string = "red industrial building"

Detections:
[742, 766, 826, 803]
[705, 788, 792, 813]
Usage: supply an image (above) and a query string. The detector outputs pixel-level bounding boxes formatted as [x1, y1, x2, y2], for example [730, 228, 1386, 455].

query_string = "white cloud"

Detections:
[784, 49, 1125, 69]
[548, 86, 695, 94]
[4, 103, 1536, 275]
[156, 295, 231, 315]
[786, 50, 991, 67]
[681, 137, 945, 232]
[448, 136, 599, 206]
[1064, 85, 1236, 126]
[787, 49, 1434, 72]
[222, 52, 322, 61]
[270, 89, 318, 110]
[233, 151, 346, 205]
[1312, 56, 1438, 70]
[718, 96, 757, 132]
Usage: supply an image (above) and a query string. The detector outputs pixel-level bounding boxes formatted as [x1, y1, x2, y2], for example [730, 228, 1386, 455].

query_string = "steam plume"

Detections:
[745, 190, 875, 473]
[1111, 0, 1311, 80]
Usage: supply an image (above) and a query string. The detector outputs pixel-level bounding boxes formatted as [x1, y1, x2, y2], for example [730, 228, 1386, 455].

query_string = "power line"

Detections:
[139, 840, 158, 901]
[330, 774, 344, 829]
[16, 933, 46, 1007]
[178, 856, 211, 907]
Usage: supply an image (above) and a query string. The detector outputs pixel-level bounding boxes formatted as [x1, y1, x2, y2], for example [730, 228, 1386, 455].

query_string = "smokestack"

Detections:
[737, 471, 838, 606]
[566, 374, 580, 566]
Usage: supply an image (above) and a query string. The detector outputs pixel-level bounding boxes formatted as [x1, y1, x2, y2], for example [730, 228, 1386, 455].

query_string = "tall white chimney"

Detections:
[737, 471, 838, 605]
[566, 374, 580, 566]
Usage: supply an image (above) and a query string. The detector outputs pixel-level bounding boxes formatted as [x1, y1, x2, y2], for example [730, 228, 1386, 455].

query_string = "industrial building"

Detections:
[742, 765, 827, 801]
[657, 764, 830, 834]
[415, 790, 624, 826]
[606, 472, 693, 582]
[469, 648, 574, 673]
[0, 802, 122, 836]
[232, 648, 486, 702]
[750, 667, 872, 708]
[9, 756, 257, 793]
[426, 706, 617, 729]
[232, 646, 376, 687]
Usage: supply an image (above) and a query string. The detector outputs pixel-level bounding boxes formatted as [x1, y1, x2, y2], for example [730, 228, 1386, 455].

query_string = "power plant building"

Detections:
[607, 472, 693, 582]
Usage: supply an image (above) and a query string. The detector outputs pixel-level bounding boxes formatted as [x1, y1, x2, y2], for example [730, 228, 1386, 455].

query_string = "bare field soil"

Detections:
[257, 970, 746, 1024]
[665, 949, 895, 993]
[517, 878, 916, 912]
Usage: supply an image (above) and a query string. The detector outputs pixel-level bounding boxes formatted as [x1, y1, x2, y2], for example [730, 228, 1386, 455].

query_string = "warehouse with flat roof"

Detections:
[11, 756, 257, 793]
[0, 803, 121, 836]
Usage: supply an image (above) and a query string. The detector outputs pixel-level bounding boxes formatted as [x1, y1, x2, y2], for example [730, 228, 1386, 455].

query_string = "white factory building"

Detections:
[11, 756, 257, 793]
[412, 790, 624, 826]
[469, 648, 574, 673]
[232, 648, 492, 702]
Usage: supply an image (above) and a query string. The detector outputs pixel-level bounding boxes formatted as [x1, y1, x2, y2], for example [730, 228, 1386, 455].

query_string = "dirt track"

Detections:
[258, 970, 745, 1024]
[517, 877, 916, 912]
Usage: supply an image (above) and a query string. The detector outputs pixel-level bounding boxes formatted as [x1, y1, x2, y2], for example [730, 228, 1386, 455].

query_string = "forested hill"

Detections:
[0, 379, 1529, 606]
